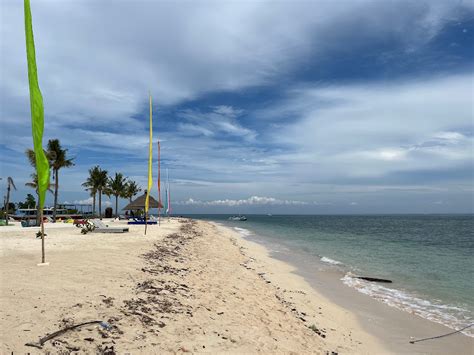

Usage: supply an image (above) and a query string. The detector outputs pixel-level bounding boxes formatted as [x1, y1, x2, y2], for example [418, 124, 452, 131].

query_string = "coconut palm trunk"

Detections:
[92, 192, 96, 215]
[47, 139, 74, 222]
[115, 195, 119, 218]
[98, 189, 102, 219]
[52, 169, 59, 221]
[4, 184, 11, 225]
[36, 191, 40, 225]
[4, 178, 17, 226]
[4, 185, 11, 225]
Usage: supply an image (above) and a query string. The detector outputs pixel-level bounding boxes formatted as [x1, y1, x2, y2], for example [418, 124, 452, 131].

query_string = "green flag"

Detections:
[24, 0, 50, 209]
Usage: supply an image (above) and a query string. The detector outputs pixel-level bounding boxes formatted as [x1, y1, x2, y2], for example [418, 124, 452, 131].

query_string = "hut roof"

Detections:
[122, 192, 163, 210]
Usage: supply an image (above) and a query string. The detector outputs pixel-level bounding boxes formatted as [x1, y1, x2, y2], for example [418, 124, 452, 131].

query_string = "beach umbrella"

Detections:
[24, 0, 50, 264]
[122, 192, 162, 211]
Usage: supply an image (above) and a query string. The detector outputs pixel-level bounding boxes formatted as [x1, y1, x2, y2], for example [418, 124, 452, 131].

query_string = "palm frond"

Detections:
[7, 177, 17, 190]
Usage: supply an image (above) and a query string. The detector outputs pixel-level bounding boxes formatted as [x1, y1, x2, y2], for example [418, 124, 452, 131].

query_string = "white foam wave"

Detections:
[342, 274, 474, 337]
[320, 256, 343, 265]
[233, 227, 252, 237]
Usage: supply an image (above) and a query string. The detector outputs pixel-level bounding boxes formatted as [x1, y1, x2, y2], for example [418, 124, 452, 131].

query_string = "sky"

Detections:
[0, 0, 473, 214]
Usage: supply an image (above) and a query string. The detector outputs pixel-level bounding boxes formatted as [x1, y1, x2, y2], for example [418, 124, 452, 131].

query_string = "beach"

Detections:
[1, 218, 472, 353]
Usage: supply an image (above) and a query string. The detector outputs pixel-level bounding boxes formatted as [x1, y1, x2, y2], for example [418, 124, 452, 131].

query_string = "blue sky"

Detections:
[1, 0, 473, 214]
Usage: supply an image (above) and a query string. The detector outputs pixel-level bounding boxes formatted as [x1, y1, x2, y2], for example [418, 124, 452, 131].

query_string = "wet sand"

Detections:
[1, 218, 387, 353]
[223, 222, 474, 354]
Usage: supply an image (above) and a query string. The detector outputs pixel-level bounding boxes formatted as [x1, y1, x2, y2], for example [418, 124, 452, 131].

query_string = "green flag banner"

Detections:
[24, 0, 50, 209]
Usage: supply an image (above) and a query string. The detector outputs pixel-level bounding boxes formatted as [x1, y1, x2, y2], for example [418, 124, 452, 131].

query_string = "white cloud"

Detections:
[73, 197, 93, 205]
[1, 1, 473, 213]
[178, 106, 256, 140]
[269, 75, 474, 180]
[2, 0, 469, 131]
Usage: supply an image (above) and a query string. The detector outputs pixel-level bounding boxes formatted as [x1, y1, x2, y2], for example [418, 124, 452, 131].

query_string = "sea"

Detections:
[186, 214, 474, 336]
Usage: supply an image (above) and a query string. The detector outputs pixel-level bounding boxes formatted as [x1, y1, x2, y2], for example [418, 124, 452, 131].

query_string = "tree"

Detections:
[107, 172, 127, 217]
[25, 173, 54, 224]
[25, 149, 55, 224]
[124, 180, 141, 203]
[82, 166, 99, 215]
[18, 194, 36, 209]
[90, 166, 109, 219]
[1, 202, 16, 214]
[3, 177, 16, 224]
[47, 139, 74, 221]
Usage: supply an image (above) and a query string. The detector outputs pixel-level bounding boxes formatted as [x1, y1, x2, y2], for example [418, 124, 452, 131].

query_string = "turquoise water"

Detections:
[188, 214, 474, 335]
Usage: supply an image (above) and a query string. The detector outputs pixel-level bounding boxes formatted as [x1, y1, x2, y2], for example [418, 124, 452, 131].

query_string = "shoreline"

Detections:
[1, 218, 471, 353]
[210, 221, 388, 353]
[216, 221, 474, 354]
[1, 218, 382, 353]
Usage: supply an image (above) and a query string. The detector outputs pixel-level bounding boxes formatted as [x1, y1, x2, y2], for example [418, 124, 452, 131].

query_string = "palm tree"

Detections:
[26, 148, 47, 167]
[124, 180, 141, 203]
[95, 167, 108, 218]
[26, 149, 52, 225]
[107, 172, 127, 217]
[25, 173, 55, 196]
[3, 177, 17, 225]
[82, 166, 100, 215]
[25, 173, 55, 224]
[47, 139, 74, 221]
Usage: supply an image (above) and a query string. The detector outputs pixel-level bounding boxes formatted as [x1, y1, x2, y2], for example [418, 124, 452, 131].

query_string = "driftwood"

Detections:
[356, 276, 392, 283]
[409, 323, 473, 344]
[25, 320, 104, 349]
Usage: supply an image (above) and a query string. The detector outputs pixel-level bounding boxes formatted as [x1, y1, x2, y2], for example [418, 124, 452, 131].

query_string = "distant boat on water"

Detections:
[229, 215, 247, 221]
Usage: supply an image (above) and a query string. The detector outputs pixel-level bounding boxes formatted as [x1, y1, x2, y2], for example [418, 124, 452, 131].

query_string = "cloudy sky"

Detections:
[1, 0, 473, 214]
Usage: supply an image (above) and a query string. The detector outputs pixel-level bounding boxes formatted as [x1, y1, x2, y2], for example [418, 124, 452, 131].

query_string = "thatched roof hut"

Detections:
[122, 191, 163, 210]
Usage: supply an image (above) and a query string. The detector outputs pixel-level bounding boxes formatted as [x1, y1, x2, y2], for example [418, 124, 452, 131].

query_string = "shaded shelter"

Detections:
[122, 191, 163, 211]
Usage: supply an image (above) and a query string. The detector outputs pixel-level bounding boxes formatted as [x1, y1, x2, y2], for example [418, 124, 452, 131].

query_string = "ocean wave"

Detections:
[320, 256, 343, 265]
[342, 274, 474, 337]
[233, 227, 252, 237]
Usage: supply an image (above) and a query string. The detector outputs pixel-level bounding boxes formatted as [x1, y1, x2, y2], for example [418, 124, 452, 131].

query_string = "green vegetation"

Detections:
[26, 139, 74, 221]
[82, 165, 108, 218]
[106, 172, 128, 217]
[47, 139, 74, 221]
[18, 193, 36, 209]
[124, 180, 141, 203]
[3, 177, 16, 225]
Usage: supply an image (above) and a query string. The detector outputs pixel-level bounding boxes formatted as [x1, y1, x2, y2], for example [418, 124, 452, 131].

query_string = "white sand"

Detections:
[0, 218, 397, 353]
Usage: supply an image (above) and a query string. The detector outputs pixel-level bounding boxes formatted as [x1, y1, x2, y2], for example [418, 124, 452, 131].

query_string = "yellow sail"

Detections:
[145, 93, 153, 213]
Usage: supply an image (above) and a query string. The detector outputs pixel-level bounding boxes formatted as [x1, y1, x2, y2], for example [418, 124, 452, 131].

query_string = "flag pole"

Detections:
[144, 92, 153, 235]
[40, 210, 45, 263]
[24, 0, 50, 265]
[144, 207, 148, 235]
[157, 140, 161, 226]
[166, 168, 170, 221]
